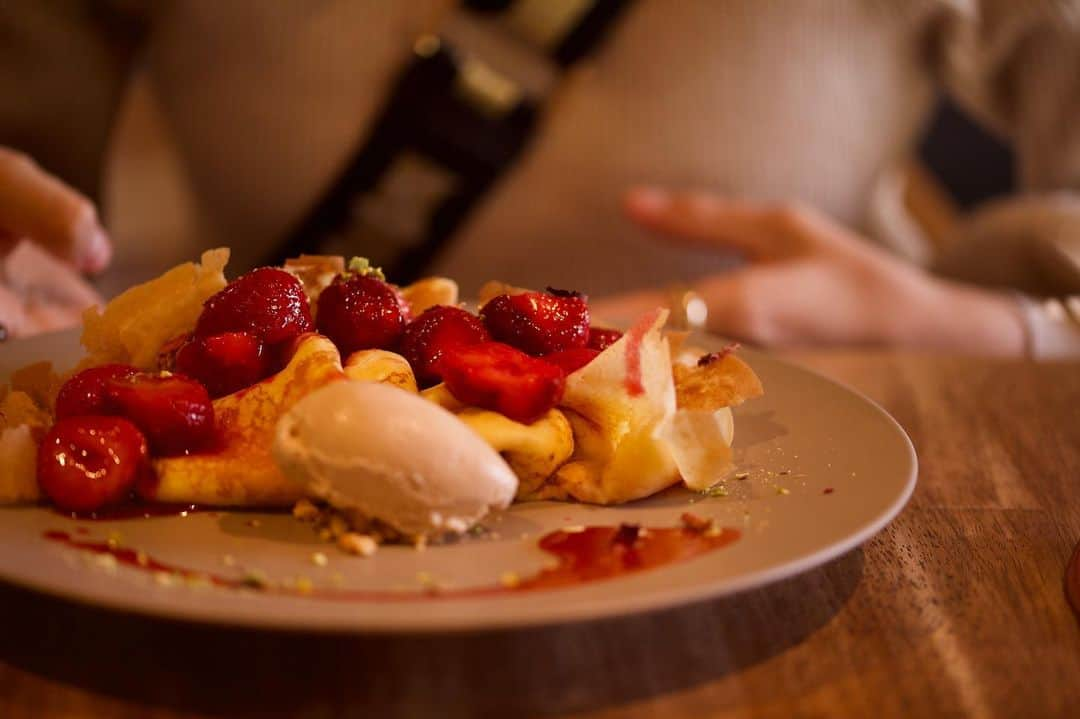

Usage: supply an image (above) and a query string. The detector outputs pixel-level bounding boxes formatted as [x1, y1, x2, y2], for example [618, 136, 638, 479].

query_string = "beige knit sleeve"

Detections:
[928, 0, 1080, 357]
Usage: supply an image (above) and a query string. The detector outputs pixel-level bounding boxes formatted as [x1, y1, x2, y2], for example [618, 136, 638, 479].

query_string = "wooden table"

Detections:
[1, 351, 1078, 718]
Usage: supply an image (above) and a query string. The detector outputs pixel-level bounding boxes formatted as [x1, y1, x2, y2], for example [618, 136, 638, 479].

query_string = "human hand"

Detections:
[592, 188, 1026, 356]
[0, 148, 109, 339]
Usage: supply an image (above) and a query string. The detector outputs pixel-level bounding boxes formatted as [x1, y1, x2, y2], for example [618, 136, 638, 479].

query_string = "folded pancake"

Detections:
[541, 309, 681, 504]
[343, 349, 418, 393]
[151, 339, 423, 506]
[423, 383, 574, 497]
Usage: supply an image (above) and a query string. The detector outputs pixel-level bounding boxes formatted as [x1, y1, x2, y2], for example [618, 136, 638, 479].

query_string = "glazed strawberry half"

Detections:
[399, 305, 490, 387]
[37, 416, 150, 513]
[175, 331, 268, 398]
[481, 289, 590, 356]
[587, 327, 623, 351]
[316, 275, 409, 356]
[54, 364, 139, 419]
[439, 342, 566, 424]
[106, 373, 215, 456]
[195, 267, 313, 346]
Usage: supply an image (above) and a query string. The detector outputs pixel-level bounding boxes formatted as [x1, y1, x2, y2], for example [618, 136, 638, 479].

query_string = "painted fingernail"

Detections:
[80, 226, 112, 274]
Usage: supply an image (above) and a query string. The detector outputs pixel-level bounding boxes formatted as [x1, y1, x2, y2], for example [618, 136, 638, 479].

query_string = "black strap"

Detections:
[267, 1, 634, 282]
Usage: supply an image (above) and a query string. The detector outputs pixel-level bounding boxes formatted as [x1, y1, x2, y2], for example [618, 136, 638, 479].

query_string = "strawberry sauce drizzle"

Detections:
[42, 523, 740, 601]
[623, 309, 662, 397]
[1067, 540, 1080, 624]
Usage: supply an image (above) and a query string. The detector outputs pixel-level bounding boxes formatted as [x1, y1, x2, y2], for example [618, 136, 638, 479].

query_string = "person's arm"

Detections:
[0, 148, 108, 338]
[927, 0, 1080, 357]
[0, 1, 149, 338]
[592, 189, 1026, 356]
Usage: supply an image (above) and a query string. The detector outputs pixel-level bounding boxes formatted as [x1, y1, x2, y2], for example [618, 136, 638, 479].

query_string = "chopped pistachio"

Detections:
[346, 256, 386, 281]
[241, 569, 269, 589]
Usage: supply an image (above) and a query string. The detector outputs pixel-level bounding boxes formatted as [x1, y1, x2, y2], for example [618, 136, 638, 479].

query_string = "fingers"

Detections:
[4, 240, 104, 307]
[0, 283, 28, 337]
[589, 289, 670, 326]
[625, 187, 843, 261]
[0, 240, 103, 339]
[0, 148, 111, 274]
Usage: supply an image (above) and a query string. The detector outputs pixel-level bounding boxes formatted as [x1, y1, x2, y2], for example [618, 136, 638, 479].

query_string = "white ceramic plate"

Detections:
[0, 330, 916, 633]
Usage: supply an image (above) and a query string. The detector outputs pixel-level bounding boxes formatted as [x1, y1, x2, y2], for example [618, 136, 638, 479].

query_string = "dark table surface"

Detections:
[2, 351, 1078, 718]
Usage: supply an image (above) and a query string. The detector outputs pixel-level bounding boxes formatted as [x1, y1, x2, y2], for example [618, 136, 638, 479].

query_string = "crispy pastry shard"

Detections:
[476, 280, 529, 307]
[664, 347, 764, 490]
[673, 351, 764, 411]
[0, 390, 51, 504]
[81, 248, 229, 370]
[400, 277, 459, 315]
[283, 255, 345, 304]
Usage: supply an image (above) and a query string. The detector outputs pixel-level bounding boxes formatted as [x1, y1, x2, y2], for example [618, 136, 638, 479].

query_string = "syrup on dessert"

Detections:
[623, 309, 662, 397]
[41, 522, 739, 600]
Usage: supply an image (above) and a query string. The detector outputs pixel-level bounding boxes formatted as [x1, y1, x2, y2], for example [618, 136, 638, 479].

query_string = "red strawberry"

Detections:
[440, 342, 565, 424]
[399, 305, 490, 387]
[55, 364, 139, 419]
[37, 416, 149, 512]
[480, 289, 590, 356]
[316, 275, 408, 356]
[195, 267, 313, 346]
[175, 331, 268, 398]
[543, 347, 600, 375]
[107, 373, 215, 456]
[587, 327, 623, 351]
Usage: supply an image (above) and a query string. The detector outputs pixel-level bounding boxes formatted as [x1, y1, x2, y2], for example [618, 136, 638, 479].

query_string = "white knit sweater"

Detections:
[2, 0, 1079, 356]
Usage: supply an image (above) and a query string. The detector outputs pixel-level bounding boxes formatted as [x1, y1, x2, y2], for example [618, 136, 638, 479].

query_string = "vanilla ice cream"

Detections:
[273, 381, 518, 537]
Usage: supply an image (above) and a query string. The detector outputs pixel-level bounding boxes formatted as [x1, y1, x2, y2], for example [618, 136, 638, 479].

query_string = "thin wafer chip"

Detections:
[81, 248, 229, 369]
[401, 277, 459, 315]
[673, 351, 764, 411]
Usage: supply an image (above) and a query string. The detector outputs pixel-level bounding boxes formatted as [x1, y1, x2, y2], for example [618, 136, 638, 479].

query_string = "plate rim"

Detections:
[0, 333, 917, 633]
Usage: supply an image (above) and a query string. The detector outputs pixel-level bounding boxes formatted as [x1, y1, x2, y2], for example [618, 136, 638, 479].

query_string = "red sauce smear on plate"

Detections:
[1067, 539, 1080, 624]
[623, 309, 662, 397]
[41, 523, 740, 601]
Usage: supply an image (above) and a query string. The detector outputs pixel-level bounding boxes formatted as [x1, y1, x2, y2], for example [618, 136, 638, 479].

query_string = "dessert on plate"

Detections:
[0, 249, 762, 551]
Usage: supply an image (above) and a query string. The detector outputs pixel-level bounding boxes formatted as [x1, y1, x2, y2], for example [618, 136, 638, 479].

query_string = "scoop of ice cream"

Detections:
[273, 381, 518, 537]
